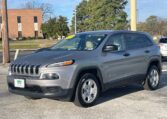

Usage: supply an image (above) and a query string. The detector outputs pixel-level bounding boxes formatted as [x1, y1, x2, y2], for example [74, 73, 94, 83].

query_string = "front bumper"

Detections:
[7, 76, 73, 101]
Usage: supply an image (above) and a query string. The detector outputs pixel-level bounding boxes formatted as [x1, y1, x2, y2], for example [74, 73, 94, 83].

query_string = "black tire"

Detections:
[74, 73, 100, 107]
[143, 65, 160, 90]
[24, 96, 41, 100]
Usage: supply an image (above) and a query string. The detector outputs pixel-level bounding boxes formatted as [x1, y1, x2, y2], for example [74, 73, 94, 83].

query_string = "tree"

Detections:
[71, 0, 128, 33]
[137, 16, 167, 36]
[57, 16, 70, 36]
[41, 16, 70, 39]
[22, 0, 54, 21]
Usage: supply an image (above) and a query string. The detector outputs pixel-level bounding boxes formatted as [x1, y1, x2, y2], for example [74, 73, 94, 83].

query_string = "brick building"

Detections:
[0, 9, 43, 40]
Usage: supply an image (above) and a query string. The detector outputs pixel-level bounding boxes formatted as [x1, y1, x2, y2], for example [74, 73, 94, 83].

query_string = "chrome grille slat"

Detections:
[19, 65, 22, 74]
[15, 65, 18, 74]
[14, 65, 16, 74]
[17, 65, 21, 74]
[23, 65, 26, 74]
[33, 65, 37, 75]
[28, 65, 31, 75]
[10, 64, 40, 76]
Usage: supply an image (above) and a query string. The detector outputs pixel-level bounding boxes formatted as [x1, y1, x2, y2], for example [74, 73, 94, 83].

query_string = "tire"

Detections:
[74, 73, 100, 107]
[143, 65, 160, 90]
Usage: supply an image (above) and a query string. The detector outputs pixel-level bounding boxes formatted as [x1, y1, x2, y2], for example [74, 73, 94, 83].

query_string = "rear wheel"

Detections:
[74, 73, 100, 107]
[143, 65, 160, 90]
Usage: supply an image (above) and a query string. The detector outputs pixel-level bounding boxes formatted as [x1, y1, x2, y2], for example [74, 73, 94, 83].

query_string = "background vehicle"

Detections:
[159, 37, 167, 60]
[7, 30, 161, 107]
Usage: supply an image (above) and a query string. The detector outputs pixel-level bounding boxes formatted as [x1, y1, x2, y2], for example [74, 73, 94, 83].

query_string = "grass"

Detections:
[0, 39, 57, 50]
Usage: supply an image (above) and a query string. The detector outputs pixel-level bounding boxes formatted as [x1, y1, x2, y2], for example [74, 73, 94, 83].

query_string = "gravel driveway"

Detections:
[0, 64, 167, 119]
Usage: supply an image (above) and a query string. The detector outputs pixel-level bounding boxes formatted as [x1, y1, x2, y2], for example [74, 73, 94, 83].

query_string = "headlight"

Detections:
[47, 60, 74, 67]
[40, 73, 59, 80]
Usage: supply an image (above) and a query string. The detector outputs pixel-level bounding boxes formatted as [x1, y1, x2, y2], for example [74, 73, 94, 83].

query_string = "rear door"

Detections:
[124, 33, 153, 76]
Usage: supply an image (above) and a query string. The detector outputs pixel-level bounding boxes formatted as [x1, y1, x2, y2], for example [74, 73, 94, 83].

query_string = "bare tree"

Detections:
[23, 0, 54, 21]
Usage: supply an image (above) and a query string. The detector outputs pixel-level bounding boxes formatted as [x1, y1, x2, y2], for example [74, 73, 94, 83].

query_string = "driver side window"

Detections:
[105, 34, 125, 51]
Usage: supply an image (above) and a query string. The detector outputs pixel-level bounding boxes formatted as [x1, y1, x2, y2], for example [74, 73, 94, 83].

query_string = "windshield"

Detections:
[51, 33, 107, 51]
[160, 38, 167, 43]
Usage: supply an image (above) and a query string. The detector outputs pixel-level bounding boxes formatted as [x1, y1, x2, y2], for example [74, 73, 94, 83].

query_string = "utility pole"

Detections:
[74, 9, 77, 34]
[130, 0, 137, 31]
[1, 0, 10, 64]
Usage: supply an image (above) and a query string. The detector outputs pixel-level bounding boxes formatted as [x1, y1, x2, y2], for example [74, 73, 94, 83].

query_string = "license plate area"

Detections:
[14, 79, 25, 88]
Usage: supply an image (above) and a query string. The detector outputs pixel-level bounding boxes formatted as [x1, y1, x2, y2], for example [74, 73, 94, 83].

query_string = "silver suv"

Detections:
[7, 30, 161, 107]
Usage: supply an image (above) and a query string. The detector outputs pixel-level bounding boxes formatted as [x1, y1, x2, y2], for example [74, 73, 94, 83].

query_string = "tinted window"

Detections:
[106, 34, 125, 51]
[34, 16, 38, 23]
[124, 33, 153, 50]
[17, 16, 21, 23]
[159, 38, 167, 43]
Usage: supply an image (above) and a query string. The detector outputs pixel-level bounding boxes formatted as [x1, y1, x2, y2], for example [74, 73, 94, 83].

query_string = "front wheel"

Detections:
[143, 65, 160, 90]
[74, 73, 100, 107]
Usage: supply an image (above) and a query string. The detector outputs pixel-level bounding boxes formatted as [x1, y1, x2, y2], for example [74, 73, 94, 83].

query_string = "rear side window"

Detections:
[124, 33, 153, 50]
[159, 38, 167, 43]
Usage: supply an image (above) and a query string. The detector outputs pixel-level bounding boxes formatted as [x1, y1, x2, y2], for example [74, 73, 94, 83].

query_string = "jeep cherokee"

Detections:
[7, 30, 161, 107]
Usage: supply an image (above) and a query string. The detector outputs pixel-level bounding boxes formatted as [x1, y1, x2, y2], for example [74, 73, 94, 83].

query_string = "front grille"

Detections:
[10, 64, 41, 76]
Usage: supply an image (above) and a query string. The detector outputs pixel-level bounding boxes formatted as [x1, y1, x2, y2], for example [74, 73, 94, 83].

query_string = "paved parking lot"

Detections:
[0, 64, 167, 119]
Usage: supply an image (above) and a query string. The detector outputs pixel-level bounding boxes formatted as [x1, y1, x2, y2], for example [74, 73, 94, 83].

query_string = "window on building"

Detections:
[17, 16, 21, 23]
[18, 31, 22, 39]
[34, 16, 38, 23]
[34, 31, 38, 39]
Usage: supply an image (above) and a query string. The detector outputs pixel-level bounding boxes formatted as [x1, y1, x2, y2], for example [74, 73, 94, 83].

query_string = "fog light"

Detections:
[40, 73, 59, 80]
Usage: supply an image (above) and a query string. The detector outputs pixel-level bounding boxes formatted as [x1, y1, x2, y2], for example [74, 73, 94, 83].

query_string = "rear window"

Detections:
[159, 38, 167, 43]
[124, 33, 153, 50]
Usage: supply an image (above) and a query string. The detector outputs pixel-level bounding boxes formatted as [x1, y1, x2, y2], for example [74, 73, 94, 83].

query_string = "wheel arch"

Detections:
[71, 66, 104, 101]
[148, 59, 162, 74]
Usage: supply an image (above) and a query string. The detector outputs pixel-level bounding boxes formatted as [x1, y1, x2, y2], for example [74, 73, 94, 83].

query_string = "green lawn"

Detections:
[0, 39, 57, 50]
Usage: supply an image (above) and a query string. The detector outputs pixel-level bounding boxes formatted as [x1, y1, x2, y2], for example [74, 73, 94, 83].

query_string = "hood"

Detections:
[12, 50, 96, 66]
[13, 50, 82, 66]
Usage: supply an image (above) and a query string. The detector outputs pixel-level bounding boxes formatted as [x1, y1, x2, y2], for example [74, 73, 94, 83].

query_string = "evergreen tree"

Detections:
[42, 16, 69, 39]
[71, 0, 128, 33]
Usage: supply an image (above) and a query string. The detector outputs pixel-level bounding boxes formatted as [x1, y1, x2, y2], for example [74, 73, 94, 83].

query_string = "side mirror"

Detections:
[103, 45, 118, 52]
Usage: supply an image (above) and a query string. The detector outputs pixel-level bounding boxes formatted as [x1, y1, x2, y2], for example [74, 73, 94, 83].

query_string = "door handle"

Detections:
[145, 50, 150, 53]
[123, 53, 130, 57]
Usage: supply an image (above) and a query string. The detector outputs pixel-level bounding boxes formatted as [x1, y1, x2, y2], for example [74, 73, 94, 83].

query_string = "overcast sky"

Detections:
[7, 0, 167, 23]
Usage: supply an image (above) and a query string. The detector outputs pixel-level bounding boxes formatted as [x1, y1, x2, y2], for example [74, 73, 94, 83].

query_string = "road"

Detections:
[0, 64, 167, 119]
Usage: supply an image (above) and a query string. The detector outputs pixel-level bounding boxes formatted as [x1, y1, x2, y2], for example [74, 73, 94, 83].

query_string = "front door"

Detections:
[101, 33, 133, 88]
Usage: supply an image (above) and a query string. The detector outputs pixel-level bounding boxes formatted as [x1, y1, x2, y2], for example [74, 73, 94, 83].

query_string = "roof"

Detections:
[7, 9, 42, 11]
[77, 30, 148, 35]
